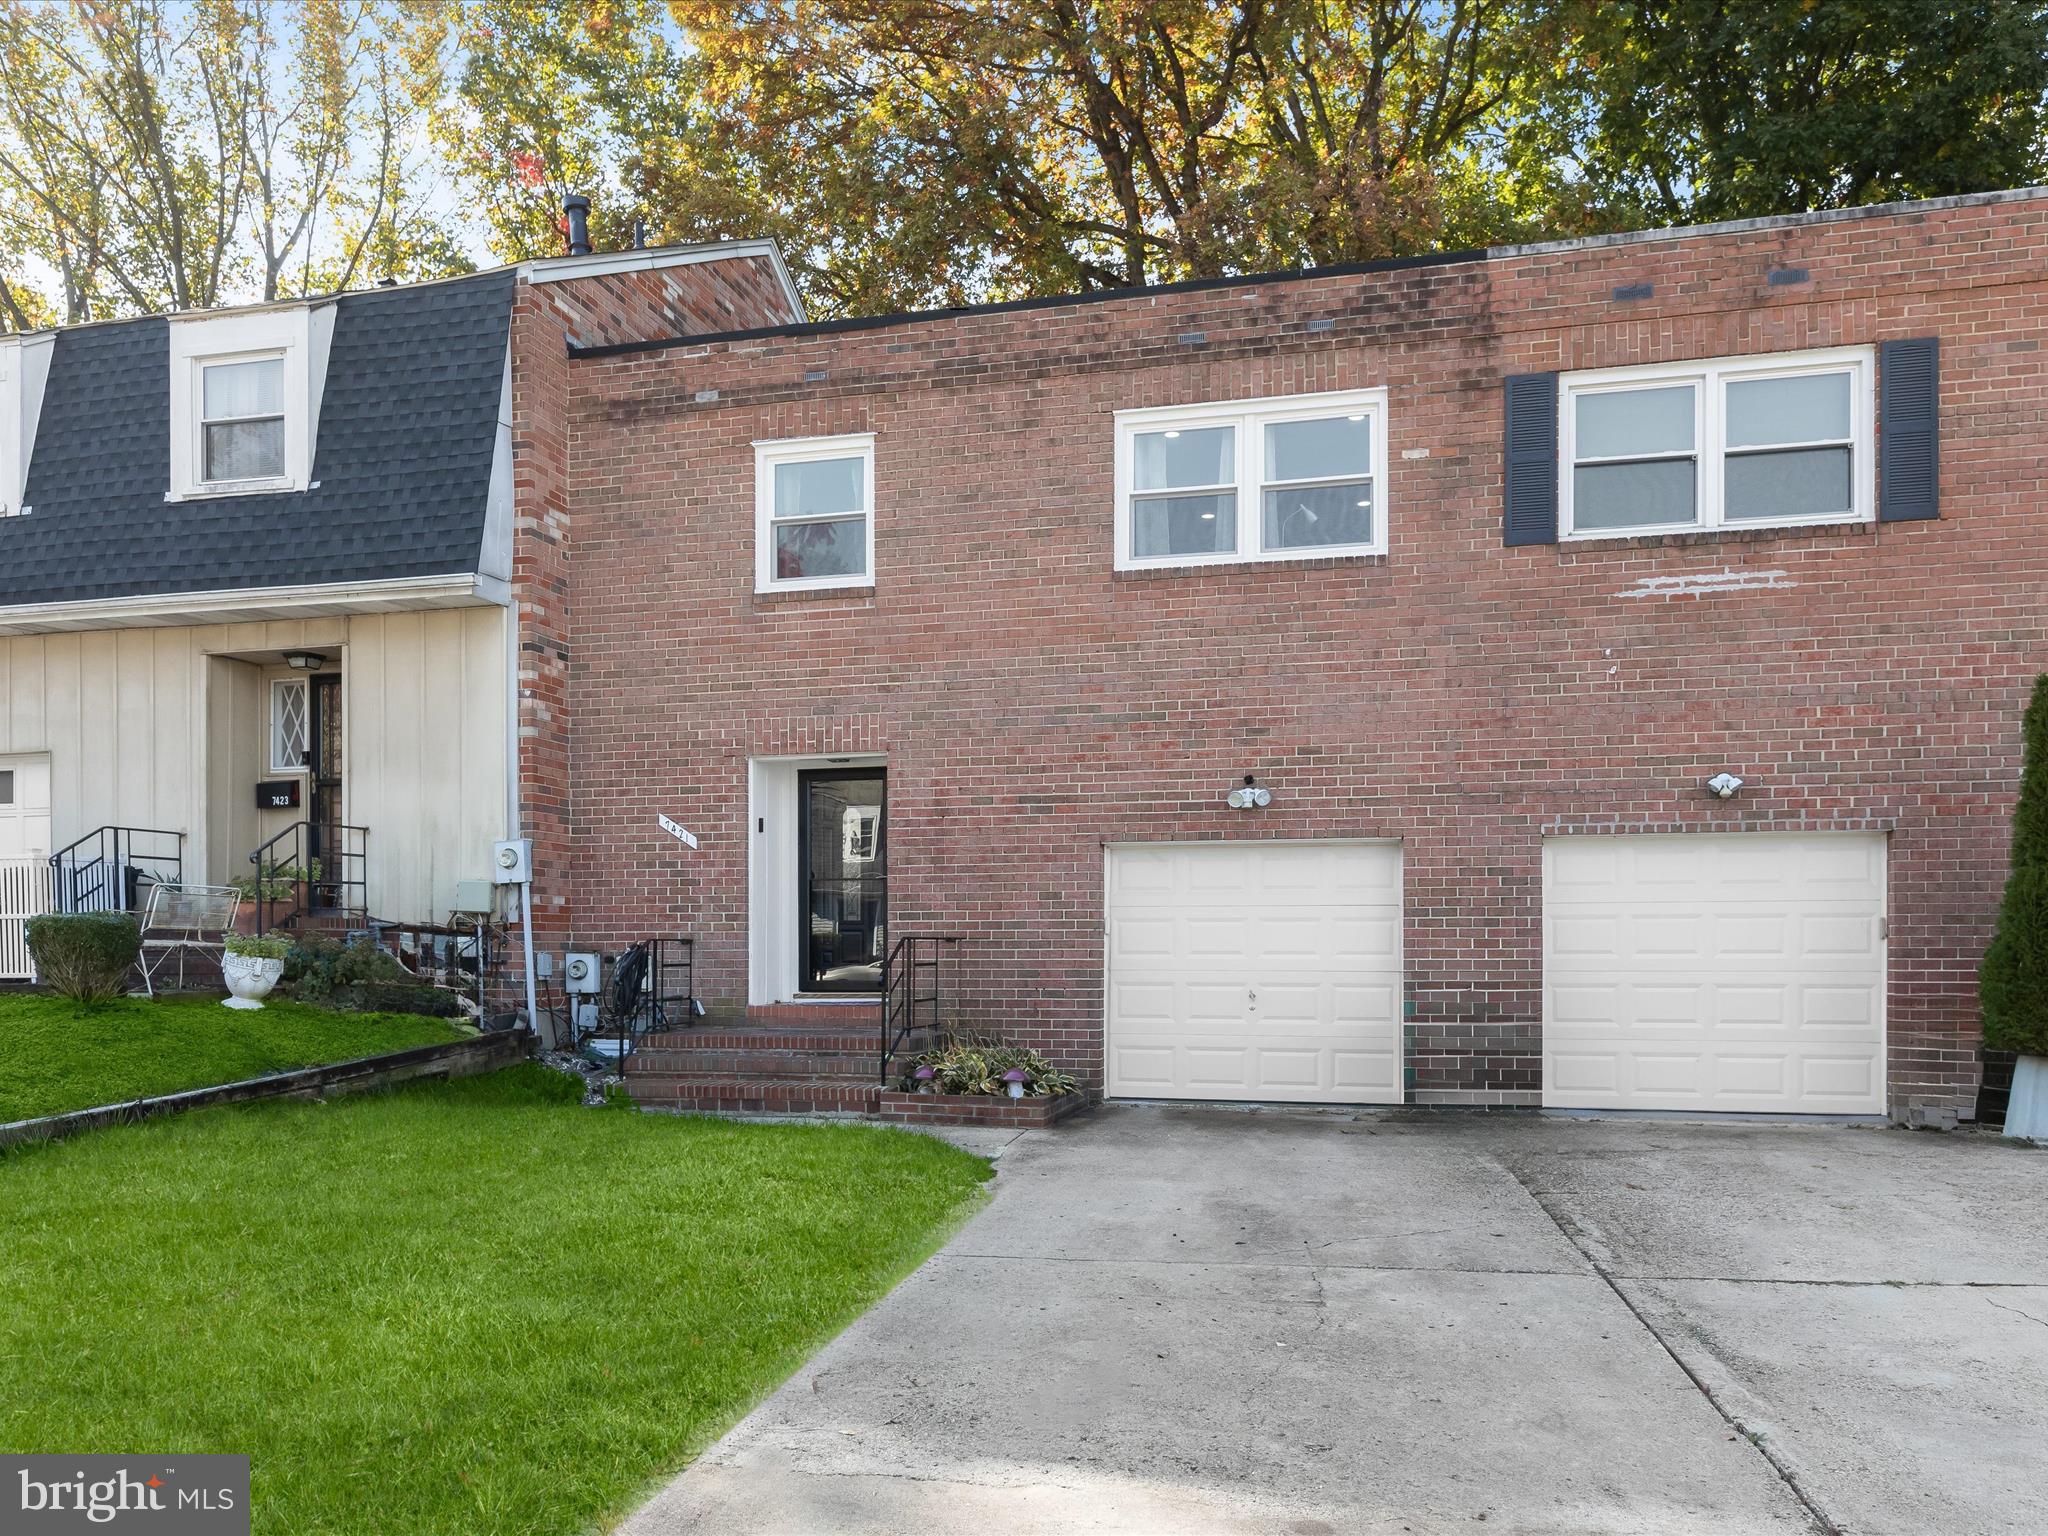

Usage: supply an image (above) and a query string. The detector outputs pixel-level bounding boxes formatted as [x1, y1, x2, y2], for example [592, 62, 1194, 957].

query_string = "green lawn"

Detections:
[0, 992, 469, 1122]
[0, 1065, 991, 1533]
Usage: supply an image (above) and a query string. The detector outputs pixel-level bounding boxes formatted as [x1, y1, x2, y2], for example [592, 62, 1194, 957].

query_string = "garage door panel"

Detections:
[1107, 842, 1402, 1105]
[1544, 833, 1885, 1114]
[1632, 1053, 1708, 1096]
[1800, 1054, 1880, 1100]
[1799, 984, 1879, 1033]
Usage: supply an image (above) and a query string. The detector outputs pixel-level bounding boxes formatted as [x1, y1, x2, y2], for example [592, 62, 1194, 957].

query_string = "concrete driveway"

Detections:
[620, 1108, 2048, 1536]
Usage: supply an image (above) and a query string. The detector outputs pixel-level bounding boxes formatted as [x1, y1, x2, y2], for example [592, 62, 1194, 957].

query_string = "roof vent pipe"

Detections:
[564, 195, 592, 257]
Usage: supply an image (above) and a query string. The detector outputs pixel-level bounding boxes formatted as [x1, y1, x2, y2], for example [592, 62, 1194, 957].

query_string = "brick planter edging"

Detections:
[0, 1029, 533, 1151]
[877, 1089, 1093, 1128]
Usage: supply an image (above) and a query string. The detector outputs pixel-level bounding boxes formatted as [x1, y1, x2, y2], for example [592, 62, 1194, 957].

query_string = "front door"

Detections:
[798, 768, 886, 992]
[308, 674, 343, 909]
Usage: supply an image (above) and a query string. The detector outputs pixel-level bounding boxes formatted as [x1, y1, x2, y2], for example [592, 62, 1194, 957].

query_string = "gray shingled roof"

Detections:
[0, 269, 514, 607]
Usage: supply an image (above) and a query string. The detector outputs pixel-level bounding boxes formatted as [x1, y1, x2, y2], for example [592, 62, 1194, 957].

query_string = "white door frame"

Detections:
[747, 753, 887, 1005]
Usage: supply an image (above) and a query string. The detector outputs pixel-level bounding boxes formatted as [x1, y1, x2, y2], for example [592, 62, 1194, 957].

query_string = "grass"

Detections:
[0, 991, 469, 1123]
[0, 1064, 992, 1533]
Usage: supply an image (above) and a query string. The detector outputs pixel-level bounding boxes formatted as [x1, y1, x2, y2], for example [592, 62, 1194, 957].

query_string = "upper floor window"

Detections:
[1561, 346, 1873, 540]
[201, 356, 287, 484]
[1114, 389, 1388, 570]
[755, 433, 874, 593]
[167, 304, 324, 501]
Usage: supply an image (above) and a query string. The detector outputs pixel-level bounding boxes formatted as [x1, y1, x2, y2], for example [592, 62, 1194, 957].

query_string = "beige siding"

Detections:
[0, 607, 508, 920]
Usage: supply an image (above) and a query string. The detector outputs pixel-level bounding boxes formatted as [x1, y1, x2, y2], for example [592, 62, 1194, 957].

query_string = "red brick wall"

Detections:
[555, 194, 2048, 1120]
[507, 253, 799, 994]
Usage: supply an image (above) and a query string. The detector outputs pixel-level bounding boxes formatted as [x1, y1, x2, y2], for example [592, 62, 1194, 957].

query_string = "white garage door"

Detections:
[1106, 841, 1402, 1103]
[1544, 833, 1885, 1114]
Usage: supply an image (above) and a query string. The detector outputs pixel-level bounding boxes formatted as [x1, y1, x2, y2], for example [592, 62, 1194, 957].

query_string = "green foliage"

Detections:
[224, 934, 291, 961]
[0, 992, 463, 1122]
[23, 913, 141, 1005]
[908, 1034, 1079, 1097]
[0, 1071, 989, 1532]
[1983, 675, 2048, 1055]
[282, 933, 413, 1002]
[231, 860, 321, 904]
[280, 934, 463, 1018]
[1517, 0, 2048, 230]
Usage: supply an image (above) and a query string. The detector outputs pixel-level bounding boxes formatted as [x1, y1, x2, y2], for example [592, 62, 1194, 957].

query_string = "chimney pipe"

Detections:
[564, 194, 592, 257]
[631, 218, 648, 251]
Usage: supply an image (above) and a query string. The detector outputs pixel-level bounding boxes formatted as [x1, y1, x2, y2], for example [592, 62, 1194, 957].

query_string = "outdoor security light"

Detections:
[1706, 772, 1744, 799]
[1226, 774, 1272, 810]
[283, 650, 326, 671]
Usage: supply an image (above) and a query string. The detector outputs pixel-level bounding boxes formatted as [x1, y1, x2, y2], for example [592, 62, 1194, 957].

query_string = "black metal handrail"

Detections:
[248, 820, 369, 933]
[48, 826, 185, 913]
[880, 934, 961, 1085]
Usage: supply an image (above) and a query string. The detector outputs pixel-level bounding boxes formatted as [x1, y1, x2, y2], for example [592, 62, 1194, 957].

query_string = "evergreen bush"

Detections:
[1981, 674, 2048, 1055]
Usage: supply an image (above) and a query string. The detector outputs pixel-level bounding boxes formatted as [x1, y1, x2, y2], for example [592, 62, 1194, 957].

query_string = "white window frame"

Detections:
[167, 305, 317, 501]
[195, 351, 290, 490]
[1113, 388, 1389, 571]
[269, 676, 310, 775]
[1559, 346, 1875, 541]
[754, 433, 876, 594]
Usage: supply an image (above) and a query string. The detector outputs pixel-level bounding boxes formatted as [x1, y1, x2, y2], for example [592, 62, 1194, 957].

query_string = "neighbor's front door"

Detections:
[798, 768, 886, 992]
[308, 674, 343, 908]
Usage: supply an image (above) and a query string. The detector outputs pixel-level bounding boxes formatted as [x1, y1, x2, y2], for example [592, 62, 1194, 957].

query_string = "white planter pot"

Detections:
[221, 952, 286, 1010]
[2007, 1054, 2048, 1142]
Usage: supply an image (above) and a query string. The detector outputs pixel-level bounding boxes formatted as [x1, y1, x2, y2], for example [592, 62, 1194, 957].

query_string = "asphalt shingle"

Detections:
[0, 270, 514, 607]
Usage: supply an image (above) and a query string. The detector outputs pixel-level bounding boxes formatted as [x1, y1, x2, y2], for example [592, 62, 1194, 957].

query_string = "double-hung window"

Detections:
[1561, 347, 1873, 539]
[755, 434, 875, 593]
[1115, 388, 1388, 569]
[200, 355, 288, 486]
[166, 305, 317, 500]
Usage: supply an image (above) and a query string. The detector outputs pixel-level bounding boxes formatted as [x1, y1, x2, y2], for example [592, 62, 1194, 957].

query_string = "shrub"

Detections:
[282, 933, 414, 1004]
[329, 981, 464, 1018]
[25, 912, 141, 1004]
[906, 1034, 1079, 1097]
[224, 934, 291, 961]
[1983, 674, 2048, 1055]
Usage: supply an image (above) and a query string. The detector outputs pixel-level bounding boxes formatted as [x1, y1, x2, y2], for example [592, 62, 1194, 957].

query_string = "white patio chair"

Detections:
[137, 883, 244, 998]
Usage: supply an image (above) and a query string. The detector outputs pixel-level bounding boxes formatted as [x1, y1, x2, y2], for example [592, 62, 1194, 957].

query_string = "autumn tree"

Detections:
[0, 0, 469, 329]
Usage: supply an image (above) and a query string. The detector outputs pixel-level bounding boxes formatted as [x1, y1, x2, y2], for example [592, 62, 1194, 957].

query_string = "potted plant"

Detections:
[1981, 674, 2048, 1140]
[222, 934, 291, 1010]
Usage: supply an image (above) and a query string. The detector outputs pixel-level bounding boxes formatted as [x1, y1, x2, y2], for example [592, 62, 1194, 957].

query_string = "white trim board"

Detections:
[0, 572, 506, 637]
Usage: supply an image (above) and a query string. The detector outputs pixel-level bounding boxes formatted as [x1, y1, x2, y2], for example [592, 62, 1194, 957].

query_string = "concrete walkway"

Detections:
[620, 1107, 2048, 1536]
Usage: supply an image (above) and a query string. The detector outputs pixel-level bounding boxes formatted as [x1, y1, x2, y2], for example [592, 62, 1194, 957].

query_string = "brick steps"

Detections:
[625, 1076, 882, 1117]
[628, 1048, 877, 1079]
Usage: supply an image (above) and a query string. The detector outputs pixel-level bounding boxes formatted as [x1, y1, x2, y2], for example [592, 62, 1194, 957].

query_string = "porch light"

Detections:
[283, 650, 326, 671]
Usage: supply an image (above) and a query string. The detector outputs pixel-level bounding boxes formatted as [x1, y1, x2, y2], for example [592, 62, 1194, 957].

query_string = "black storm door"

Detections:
[798, 768, 886, 992]
[308, 673, 343, 909]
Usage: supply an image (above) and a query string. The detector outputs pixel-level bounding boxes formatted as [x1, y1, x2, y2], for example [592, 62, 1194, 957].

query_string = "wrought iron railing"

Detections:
[880, 933, 960, 1085]
[248, 820, 368, 933]
[48, 826, 185, 914]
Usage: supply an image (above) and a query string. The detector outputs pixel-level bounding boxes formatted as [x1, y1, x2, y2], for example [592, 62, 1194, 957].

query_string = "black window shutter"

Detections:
[1879, 337, 1940, 522]
[1503, 371, 1559, 546]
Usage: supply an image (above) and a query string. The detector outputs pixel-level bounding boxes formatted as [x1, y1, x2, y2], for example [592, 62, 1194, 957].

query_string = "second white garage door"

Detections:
[1105, 841, 1402, 1103]
[1544, 833, 1886, 1114]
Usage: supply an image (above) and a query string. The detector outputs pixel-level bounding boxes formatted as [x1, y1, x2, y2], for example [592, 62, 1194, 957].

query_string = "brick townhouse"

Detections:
[525, 187, 2048, 1126]
[3, 184, 2039, 1128]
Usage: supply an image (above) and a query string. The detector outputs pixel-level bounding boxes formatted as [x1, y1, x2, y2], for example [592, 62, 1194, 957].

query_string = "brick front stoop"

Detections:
[621, 1002, 1090, 1124]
